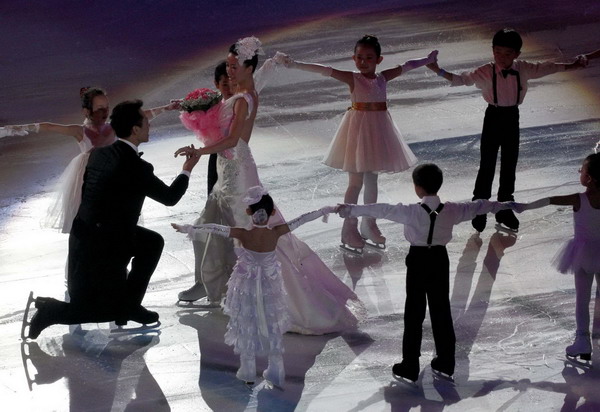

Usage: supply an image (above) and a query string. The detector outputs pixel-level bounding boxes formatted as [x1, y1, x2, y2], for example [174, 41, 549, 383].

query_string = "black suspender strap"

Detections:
[515, 70, 522, 105]
[420, 203, 445, 247]
[492, 63, 498, 105]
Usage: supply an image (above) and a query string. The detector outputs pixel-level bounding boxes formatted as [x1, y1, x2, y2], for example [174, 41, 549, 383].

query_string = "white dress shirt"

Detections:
[451, 60, 564, 106]
[349, 196, 512, 247]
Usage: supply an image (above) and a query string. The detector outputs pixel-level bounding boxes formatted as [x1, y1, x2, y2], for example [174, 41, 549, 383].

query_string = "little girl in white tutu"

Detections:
[173, 186, 336, 387]
[518, 152, 600, 361]
[284, 35, 437, 252]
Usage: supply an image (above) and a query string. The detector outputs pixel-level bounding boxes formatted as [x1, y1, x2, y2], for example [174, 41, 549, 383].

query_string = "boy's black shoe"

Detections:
[431, 356, 455, 378]
[495, 209, 519, 232]
[392, 359, 419, 383]
[471, 214, 486, 232]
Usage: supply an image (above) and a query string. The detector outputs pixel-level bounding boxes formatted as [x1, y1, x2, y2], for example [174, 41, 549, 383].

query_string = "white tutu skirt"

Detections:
[224, 248, 291, 356]
[552, 238, 600, 274]
[323, 110, 417, 173]
[44, 152, 90, 233]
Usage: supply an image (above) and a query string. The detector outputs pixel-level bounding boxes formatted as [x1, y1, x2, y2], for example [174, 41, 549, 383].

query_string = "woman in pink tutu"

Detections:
[284, 35, 437, 252]
[518, 152, 600, 361]
[0, 87, 178, 233]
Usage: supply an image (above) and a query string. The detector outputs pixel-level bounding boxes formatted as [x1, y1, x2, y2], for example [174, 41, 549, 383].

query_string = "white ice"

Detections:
[1, 1, 600, 411]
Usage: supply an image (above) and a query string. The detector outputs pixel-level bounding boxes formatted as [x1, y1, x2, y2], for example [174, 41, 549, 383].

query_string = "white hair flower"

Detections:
[242, 185, 269, 205]
[235, 36, 264, 62]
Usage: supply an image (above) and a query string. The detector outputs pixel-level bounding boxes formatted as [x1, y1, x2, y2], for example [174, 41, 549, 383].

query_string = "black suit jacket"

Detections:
[76, 140, 188, 236]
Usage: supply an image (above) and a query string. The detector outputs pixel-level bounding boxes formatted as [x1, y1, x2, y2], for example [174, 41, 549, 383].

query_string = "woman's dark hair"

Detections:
[585, 152, 600, 187]
[412, 163, 443, 194]
[229, 43, 259, 73]
[354, 34, 381, 57]
[249, 194, 274, 215]
[80, 87, 106, 111]
[110, 99, 144, 138]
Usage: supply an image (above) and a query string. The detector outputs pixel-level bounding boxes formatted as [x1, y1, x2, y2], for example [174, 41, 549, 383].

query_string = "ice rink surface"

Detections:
[1, 1, 600, 410]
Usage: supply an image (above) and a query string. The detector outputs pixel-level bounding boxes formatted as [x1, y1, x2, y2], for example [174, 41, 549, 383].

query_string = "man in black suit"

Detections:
[26, 100, 200, 339]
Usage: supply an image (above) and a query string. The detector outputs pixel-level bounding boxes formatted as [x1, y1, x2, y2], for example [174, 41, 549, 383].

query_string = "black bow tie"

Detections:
[501, 69, 518, 78]
[138, 152, 144, 157]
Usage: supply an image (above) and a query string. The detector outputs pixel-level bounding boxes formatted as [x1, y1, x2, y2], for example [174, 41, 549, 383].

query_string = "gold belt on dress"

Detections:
[349, 102, 388, 111]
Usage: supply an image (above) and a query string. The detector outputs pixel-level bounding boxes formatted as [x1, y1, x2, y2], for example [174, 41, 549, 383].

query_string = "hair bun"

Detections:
[79, 87, 90, 98]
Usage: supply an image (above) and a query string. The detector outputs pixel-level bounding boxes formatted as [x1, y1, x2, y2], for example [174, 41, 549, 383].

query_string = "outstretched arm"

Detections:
[283, 54, 354, 86]
[172, 223, 245, 241]
[1, 122, 83, 141]
[513, 194, 579, 213]
[145, 101, 181, 121]
[273, 206, 337, 237]
[382, 50, 438, 82]
[425, 60, 455, 82]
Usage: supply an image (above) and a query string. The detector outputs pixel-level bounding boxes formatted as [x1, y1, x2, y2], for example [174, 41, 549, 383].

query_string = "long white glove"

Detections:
[172, 223, 231, 241]
[400, 50, 438, 74]
[0, 123, 39, 138]
[512, 198, 551, 213]
[286, 206, 337, 231]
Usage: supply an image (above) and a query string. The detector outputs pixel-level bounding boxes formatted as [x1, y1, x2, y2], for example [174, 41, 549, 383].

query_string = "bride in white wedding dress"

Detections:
[175, 37, 364, 335]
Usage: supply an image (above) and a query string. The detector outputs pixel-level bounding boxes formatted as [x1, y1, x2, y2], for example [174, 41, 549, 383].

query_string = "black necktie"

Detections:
[501, 69, 518, 78]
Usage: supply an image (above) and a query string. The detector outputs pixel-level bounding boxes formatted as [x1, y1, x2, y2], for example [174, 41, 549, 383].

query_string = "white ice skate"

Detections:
[360, 218, 386, 249]
[566, 330, 592, 364]
[263, 354, 285, 389]
[340, 218, 365, 254]
[20, 291, 35, 340]
[177, 282, 205, 303]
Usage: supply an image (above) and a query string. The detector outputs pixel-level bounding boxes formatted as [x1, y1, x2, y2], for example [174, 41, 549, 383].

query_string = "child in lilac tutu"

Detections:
[283, 35, 437, 252]
[517, 153, 600, 361]
[173, 186, 336, 387]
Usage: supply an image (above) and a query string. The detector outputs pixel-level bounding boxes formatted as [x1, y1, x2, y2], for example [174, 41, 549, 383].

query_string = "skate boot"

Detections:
[340, 217, 365, 254]
[472, 214, 487, 233]
[566, 330, 592, 361]
[360, 218, 386, 249]
[495, 209, 519, 232]
[26, 295, 57, 340]
[263, 353, 285, 388]
[236, 353, 256, 384]
[431, 356, 455, 381]
[392, 359, 419, 383]
[177, 282, 205, 302]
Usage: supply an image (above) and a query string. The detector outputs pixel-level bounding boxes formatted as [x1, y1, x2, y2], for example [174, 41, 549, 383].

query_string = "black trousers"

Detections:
[473, 105, 520, 202]
[402, 246, 455, 368]
[207, 153, 218, 196]
[40, 220, 164, 325]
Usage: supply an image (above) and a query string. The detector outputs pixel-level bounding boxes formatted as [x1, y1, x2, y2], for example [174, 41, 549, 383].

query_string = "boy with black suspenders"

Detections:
[338, 163, 519, 382]
[426, 28, 585, 233]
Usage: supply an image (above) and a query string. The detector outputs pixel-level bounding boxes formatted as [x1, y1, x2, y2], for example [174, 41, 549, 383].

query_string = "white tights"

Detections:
[573, 269, 600, 333]
[344, 172, 379, 205]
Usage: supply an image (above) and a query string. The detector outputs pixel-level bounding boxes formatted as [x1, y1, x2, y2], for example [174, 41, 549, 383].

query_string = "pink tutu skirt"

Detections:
[323, 110, 417, 173]
[552, 238, 600, 274]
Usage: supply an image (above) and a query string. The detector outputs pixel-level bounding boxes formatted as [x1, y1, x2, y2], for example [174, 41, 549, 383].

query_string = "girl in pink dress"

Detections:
[1, 87, 178, 233]
[285, 35, 437, 252]
[518, 153, 600, 361]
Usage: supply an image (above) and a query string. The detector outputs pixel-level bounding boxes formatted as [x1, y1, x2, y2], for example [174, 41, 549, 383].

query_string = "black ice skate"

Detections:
[111, 306, 161, 336]
[472, 214, 487, 232]
[565, 331, 592, 365]
[495, 209, 519, 233]
[392, 360, 419, 384]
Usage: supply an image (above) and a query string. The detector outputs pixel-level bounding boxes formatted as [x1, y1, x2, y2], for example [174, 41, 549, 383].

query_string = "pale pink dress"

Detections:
[324, 72, 417, 173]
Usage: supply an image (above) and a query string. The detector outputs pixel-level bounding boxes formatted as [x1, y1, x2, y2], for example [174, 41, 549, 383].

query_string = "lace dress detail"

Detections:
[224, 248, 290, 355]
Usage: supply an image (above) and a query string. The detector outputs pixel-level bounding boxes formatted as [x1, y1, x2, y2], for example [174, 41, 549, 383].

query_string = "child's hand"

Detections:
[511, 202, 527, 213]
[337, 204, 352, 218]
[426, 61, 440, 72]
[426, 50, 438, 65]
[172, 223, 193, 233]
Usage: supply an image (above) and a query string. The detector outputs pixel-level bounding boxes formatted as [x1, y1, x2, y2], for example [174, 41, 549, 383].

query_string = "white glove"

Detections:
[286, 206, 336, 232]
[576, 54, 589, 67]
[513, 198, 551, 213]
[337, 204, 353, 219]
[171, 223, 231, 240]
[400, 50, 438, 74]
[271, 51, 288, 65]
[0, 123, 39, 138]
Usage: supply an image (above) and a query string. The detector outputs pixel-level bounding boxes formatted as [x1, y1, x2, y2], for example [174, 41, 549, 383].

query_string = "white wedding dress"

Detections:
[191, 92, 364, 335]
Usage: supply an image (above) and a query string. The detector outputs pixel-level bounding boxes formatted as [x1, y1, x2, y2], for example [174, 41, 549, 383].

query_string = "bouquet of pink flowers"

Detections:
[179, 88, 233, 158]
